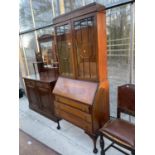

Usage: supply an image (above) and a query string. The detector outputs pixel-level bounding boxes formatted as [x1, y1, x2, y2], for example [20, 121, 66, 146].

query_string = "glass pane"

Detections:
[19, 38, 29, 90]
[63, 0, 85, 13]
[31, 0, 53, 28]
[20, 32, 38, 75]
[36, 27, 58, 66]
[73, 0, 85, 9]
[63, 0, 72, 13]
[37, 28, 53, 62]
[73, 16, 97, 80]
[132, 43, 135, 83]
[84, 0, 94, 5]
[96, 0, 131, 7]
[51, 0, 60, 17]
[131, 4, 135, 84]
[36, 27, 54, 36]
[57, 0, 95, 16]
[106, 4, 132, 116]
[19, 0, 34, 32]
[56, 24, 73, 77]
[40, 41, 52, 65]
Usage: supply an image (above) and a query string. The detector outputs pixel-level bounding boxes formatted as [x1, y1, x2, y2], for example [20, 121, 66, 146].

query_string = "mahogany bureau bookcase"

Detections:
[52, 2, 109, 153]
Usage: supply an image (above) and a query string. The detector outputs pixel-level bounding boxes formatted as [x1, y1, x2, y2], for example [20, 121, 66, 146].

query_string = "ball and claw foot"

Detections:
[93, 148, 98, 154]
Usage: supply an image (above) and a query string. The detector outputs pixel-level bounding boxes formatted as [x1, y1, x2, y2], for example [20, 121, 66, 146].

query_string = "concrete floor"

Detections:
[19, 96, 132, 155]
[19, 130, 60, 155]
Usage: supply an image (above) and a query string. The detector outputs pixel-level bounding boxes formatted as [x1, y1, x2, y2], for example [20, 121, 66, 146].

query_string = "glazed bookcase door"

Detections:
[72, 15, 98, 81]
[55, 22, 74, 77]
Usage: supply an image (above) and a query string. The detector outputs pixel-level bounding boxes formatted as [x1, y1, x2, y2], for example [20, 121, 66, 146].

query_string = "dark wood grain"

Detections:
[23, 70, 59, 122]
[53, 3, 109, 153]
[117, 84, 135, 117]
[53, 77, 98, 105]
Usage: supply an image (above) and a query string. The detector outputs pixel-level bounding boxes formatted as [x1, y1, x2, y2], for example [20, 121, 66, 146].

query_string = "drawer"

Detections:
[55, 101, 92, 123]
[25, 80, 35, 87]
[36, 82, 49, 88]
[55, 96, 90, 113]
[55, 108, 92, 133]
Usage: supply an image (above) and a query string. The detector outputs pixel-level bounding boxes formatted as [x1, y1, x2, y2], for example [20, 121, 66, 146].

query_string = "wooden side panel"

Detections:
[96, 11, 107, 81]
[118, 84, 135, 116]
[26, 84, 40, 110]
[92, 80, 109, 132]
[24, 80, 40, 110]
[37, 87, 54, 117]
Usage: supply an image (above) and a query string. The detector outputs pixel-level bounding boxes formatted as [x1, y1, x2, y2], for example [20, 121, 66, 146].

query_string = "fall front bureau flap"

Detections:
[52, 76, 98, 105]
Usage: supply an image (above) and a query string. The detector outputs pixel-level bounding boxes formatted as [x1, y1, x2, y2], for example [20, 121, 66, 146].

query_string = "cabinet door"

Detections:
[26, 85, 40, 110]
[55, 22, 75, 77]
[72, 15, 98, 81]
[37, 87, 54, 117]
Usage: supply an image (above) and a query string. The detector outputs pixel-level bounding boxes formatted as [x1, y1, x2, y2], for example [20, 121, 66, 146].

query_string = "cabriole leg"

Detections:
[86, 133, 98, 153]
[92, 136, 98, 153]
